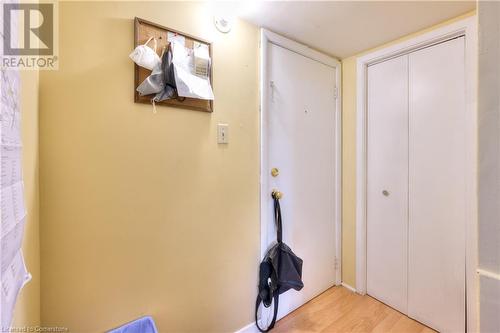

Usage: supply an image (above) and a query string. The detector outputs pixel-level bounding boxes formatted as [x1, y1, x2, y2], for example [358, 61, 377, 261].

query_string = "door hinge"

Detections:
[334, 257, 339, 270]
[333, 87, 338, 99]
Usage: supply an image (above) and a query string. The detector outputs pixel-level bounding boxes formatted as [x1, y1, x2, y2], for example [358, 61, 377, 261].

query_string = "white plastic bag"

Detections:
[129, 36, 161, 71]
[171, 41, 214, 100]
[136, 63, 164, 96]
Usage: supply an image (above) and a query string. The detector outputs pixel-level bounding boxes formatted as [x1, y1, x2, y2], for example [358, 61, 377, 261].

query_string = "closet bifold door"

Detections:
[366, 55, 409, 314]
[408, 37, 466, 333]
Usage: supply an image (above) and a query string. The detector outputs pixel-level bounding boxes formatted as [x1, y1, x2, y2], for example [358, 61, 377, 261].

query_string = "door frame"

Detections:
[355, 16, 478, 331]
[260, 28, 342, 285]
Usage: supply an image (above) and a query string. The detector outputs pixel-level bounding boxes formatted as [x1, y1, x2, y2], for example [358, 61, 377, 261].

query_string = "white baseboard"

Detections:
[479, 272, 500, 332]
[234, 322, 259, 333]
[478, 268, 500, 281]
[341, 282, 357, 293]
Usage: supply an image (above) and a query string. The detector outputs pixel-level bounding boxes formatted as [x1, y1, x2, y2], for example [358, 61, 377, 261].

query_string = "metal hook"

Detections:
[270, 81, 275, 102]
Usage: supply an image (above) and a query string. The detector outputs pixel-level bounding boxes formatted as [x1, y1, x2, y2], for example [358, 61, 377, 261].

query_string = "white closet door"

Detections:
[408, 37, 466, 333]
[367, 55, 409, 314]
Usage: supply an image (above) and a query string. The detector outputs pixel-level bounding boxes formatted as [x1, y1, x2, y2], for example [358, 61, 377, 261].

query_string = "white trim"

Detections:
[477, 269, 500, 281]
[260, 28, 342, 287]
[355, 16, 478, 332]
[335, 55, 343, 287]
[341, 282, 357, 293]
[261, 29, 340, 68]
[234, 322, 259, 333]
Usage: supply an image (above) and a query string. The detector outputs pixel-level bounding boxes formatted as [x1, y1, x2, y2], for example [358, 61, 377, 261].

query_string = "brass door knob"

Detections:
[271, 168, 279, 177]
[272, 189, 283, 199]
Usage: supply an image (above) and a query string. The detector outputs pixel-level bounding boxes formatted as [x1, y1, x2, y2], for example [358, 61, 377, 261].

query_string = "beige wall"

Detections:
[341, 11, 476, 287]
[39, 2, 259, 332]
[11, 71, 41, 326]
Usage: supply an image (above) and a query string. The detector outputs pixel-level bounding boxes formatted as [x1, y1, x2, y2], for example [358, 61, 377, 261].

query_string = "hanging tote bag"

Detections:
[129, 36, 161, 71]
[255, 193, 304, 332]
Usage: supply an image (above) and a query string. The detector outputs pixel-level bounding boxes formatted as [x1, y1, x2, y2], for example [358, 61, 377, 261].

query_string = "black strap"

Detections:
[273, 196, 282, 243]
[254, 194, 283, 332]
[255, 292, 279, 332]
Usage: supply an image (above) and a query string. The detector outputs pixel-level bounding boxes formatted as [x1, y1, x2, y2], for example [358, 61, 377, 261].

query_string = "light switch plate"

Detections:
[217, 123, 229, 144]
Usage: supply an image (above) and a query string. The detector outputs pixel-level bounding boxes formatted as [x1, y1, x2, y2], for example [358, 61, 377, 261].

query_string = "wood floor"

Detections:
[272, 286, 435, 333]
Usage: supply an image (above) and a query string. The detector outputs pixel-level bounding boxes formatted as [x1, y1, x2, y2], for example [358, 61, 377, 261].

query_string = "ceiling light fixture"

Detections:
[214, 15, 232, 33]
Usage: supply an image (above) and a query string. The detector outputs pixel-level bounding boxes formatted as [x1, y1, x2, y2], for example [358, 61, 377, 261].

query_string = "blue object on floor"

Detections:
[107, 316, 158, 333]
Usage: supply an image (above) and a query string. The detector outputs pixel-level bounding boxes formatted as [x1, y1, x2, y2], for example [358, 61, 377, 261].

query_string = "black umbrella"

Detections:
[255, 191, 304, 332]
[153, 43, 179, 103]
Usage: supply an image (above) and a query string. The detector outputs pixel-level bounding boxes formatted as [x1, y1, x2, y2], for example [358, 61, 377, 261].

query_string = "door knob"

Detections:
[382, 190, 390, 197]
[272, 189, 283, 199]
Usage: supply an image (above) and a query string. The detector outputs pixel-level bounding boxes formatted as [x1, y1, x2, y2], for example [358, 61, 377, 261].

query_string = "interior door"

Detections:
[408, 36, 466, 333]
[264, 42, 337, 319]
[366, 55, 409, 314]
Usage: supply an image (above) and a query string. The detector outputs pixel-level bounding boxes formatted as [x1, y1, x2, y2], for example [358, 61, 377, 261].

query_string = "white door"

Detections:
[367, 55, 409, 314]
[366, 37, 466, 333]
[408, 37, 466, 333]
[263, 41, 338, 319]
